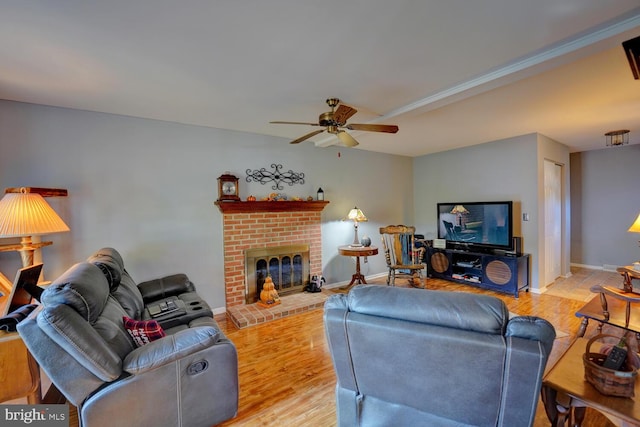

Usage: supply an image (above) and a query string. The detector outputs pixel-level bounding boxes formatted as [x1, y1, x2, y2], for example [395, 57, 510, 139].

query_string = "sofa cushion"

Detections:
[123, 316, 166, 347]
[42, 262, 110, 324]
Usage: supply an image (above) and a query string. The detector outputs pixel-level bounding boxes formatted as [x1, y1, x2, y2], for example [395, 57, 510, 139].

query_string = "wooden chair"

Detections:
[379, 225, 426, 288]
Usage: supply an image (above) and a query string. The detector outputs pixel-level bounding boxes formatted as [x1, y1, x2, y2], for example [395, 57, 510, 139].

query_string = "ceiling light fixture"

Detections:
[605, 129, 630, 147]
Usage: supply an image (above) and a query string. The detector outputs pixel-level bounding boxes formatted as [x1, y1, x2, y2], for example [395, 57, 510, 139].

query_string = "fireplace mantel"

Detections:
[215, 200, 329, 214]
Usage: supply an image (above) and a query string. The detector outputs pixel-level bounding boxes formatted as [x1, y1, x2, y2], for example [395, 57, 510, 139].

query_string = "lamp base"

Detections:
[349, 243, 363, 247]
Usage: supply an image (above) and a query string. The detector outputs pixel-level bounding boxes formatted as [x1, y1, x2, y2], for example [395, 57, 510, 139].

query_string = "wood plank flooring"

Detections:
[215, 274, 618, 427]
[52, 271, 622, 426]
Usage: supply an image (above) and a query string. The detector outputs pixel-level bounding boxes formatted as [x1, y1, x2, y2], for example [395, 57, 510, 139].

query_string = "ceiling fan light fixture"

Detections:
[605, 129, 630, 147]
[270, 97, 398, 147]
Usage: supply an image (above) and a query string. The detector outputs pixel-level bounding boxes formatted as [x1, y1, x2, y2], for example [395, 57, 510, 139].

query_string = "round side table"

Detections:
[338, 245, 378, 290]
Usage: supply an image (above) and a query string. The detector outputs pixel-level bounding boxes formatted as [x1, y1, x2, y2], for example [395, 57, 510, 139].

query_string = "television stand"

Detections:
[426, 247, 530, 297]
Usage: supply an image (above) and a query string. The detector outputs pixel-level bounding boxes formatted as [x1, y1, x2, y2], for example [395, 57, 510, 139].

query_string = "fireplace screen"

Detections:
[245, 245, 310, 303]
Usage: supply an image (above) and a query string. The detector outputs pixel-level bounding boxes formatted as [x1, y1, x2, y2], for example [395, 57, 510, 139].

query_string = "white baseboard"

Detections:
[570, 262, 620, 272]
[212, 306, 227, 316]
[323, 272, 387, 289]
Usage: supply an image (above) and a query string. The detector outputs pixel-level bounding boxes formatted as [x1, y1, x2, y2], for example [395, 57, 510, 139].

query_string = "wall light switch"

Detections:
[523, 213, 530, 221]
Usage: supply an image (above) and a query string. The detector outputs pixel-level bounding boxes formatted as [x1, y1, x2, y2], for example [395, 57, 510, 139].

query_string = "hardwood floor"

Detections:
[215, 275, 618, 427]
[52, 272, 620, 426]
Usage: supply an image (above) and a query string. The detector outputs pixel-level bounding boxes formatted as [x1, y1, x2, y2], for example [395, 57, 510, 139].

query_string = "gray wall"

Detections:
[2, 98, 636, 306]
[413, 133, 571, 291]
[0, 100, 413, 311]
[570, 144, 640, 268]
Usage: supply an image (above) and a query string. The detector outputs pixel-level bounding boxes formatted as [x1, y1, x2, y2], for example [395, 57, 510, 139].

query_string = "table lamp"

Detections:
[450, 205, 469, 227]
[628, 212, 640, 267]
[0, 188, 70, 267]
[346, 206, 367, 247]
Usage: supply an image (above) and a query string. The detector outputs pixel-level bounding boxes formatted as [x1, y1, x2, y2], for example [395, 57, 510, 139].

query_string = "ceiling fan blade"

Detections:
[336, 131, 359, 147]
[333, 104, 358, 124]
[346, 123, 399, 133]
[271, 121, 321, 126]
[290, 129, 326, 144]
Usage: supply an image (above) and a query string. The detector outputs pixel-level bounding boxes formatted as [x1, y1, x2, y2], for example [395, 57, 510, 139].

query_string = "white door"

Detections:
[544, 160, 562, 285]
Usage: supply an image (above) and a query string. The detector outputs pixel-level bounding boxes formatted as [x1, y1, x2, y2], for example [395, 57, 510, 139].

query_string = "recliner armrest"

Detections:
[137, 274, 195, 303]
[123, 326, 220, 375]
[506, 315, 556, 357]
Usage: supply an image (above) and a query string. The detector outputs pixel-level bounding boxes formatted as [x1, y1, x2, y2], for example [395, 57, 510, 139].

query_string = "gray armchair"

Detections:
[18, 251, 238, 427]
[324, 285, 555, 427]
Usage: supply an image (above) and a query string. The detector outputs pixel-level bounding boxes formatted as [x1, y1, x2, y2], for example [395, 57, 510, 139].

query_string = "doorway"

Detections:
[544, 160, 563, 286]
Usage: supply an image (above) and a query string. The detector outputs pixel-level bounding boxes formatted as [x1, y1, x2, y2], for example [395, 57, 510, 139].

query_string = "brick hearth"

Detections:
[226, 290, 329, 328]
[216, 200, 329, 328]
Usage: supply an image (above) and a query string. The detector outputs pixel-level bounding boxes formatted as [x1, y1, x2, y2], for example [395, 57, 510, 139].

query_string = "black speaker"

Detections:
[623, 35, 640, 80]
[506, 236, 522, 256]
[513, 236, 522, 255]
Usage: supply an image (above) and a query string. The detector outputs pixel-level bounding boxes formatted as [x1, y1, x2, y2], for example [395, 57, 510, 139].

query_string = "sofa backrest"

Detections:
[18, 261, 139, 405]
[324, 285, 555, 427]
[39, 262, 136, 369]
[87, 247, 145, 319]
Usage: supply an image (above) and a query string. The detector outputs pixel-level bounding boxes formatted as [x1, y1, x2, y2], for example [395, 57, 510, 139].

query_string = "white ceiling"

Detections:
[1, 1, 639, 157]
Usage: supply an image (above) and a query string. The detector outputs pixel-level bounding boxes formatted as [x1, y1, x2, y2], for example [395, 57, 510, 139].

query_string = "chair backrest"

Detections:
[324, 285, 556, 427]
[379, 225, 420, 266]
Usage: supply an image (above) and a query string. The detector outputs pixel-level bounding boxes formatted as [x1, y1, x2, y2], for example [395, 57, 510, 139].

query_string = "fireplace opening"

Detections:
[245, 245, 310, 304]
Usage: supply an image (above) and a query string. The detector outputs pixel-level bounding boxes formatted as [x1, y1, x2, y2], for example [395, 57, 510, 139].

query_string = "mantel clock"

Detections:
[217, 173, 240, 202]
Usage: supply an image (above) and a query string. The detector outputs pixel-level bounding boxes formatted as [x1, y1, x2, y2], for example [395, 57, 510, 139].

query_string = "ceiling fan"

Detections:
[270, 98, 399, 147]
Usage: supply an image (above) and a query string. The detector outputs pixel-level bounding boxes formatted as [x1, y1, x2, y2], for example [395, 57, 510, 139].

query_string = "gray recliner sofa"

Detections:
[324, 285, 555, 427]
[18, 248, 238, 427]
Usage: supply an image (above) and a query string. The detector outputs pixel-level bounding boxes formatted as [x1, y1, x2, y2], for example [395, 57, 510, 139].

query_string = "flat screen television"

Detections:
[437, 201, 513, 252]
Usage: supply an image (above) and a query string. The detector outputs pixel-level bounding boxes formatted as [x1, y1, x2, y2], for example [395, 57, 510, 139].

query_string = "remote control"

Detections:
[148, 305, 162, 316]
[603, 346, 627, 370]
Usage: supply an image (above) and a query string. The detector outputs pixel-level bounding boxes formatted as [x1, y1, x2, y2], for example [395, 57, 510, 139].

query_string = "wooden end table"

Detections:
[338, 245, 378, 290]
[0, 293, 42, 404]
[0, 331, 42, 404]
[542, 337, 640, 427]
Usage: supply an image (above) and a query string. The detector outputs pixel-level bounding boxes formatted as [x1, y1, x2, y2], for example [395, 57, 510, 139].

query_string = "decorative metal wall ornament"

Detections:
[246, 164, 305, 190]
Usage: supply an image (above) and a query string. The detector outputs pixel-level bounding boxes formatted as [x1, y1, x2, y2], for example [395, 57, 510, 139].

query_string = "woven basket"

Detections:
[583, 334, 637, 398]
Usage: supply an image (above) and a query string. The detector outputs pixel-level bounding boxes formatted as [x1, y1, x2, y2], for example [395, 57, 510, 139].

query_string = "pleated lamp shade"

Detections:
[629, 213, 640, 233]
[0, 191, 69, 238]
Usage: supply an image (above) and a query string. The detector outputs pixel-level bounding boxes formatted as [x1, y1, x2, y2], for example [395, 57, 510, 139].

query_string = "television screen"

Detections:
[437, 201, 513, 251]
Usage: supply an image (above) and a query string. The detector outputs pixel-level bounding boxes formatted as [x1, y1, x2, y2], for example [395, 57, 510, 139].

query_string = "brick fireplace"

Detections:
[215, 201, 329, 315]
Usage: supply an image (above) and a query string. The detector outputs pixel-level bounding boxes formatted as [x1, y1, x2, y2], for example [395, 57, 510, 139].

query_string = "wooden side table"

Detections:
[542, 337, 640, 427]
[0, 331, 42, 403]
[338, 245, 378, 290]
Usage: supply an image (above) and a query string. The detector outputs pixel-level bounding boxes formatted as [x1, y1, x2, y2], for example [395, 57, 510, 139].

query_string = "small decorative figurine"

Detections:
[258, 275, 281, 308]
